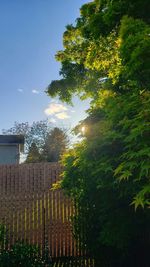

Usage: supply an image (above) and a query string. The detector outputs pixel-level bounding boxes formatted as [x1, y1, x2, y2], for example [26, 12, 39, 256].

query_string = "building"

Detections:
[0, 135, 24, 164]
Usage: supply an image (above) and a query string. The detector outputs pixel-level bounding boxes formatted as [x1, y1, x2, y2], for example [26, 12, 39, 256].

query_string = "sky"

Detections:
[0, 0, 90, 133]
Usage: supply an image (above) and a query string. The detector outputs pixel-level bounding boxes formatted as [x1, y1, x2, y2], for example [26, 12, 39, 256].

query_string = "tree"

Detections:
[3, 121, 69, 163]
[26, 142, 41, 163]
[46, 0, 150, 265]
[2, 120, 51, 154]
[46, 0, 150, 102]
[41, 127, 69, 162]
[47, 0, 150, 207]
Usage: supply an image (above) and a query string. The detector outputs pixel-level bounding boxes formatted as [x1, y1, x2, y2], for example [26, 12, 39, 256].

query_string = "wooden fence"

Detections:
[0, 163, 80, 258]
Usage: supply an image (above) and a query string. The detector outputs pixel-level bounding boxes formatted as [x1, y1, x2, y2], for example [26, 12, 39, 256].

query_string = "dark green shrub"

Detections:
[0, 241, 47, 267]
[0, 224, 50, 267]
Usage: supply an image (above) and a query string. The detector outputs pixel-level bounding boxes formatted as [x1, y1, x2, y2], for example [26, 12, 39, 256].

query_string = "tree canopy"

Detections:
[26, 142, 41, 163]
[41, 127, 69, 162]
[3, 121, 69, 163]
[47, 0, 150, 265]
[47, 0, 150, 102]
[2, 120, 50, 153]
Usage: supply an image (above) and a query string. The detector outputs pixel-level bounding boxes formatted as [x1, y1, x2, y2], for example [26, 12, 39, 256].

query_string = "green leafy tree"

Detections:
[25, 142, 41, 163]
[47, 0, 150, 207]
[47, 1, 150, 102]
[2, 120, 51, 155]
[3, 121, 69, 163]
[46, 0, 150, 265]
[41, 127, 69, 162]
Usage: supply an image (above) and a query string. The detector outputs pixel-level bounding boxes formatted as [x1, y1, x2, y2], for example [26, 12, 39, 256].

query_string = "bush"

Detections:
[0, 241, 47, 267]
[0, 224, 49, 267]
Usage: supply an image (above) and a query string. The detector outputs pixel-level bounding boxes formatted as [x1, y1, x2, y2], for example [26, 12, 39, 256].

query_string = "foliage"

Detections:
[0, 225, 7, 251]
[61, 91, 150, 265]
[0, 242, 47, 267]
[2, 120, 50, 155]
[47, 0, 150, 206]
[2, 121, 69, 163]
[47, 1, 150, 102]
[46, 0, 150, 265]
[0, 224, 47, 267]
[26, 142, 42, 163]
[41, 127, 69, 162]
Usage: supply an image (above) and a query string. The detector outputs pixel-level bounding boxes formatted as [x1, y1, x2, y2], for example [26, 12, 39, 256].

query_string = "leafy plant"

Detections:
[0, 224, 48, 267]
[46, 0, 150, 265]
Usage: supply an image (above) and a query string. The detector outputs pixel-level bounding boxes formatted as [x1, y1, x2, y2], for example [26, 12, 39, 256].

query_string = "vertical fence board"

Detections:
[0, 163, 93, 263]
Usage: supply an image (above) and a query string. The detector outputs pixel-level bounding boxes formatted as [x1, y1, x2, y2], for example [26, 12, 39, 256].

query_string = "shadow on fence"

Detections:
[0, 163, 95, 266]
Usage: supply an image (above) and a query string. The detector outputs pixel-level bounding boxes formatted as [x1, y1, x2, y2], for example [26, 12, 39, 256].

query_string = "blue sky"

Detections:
[0, 0, 90, 132]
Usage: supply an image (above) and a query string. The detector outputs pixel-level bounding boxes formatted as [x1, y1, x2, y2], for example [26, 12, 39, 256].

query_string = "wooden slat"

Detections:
[0, 163, 90, 260]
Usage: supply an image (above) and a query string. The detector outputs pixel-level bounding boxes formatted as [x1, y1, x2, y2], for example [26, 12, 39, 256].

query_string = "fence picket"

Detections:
[0, 163, 94, 265]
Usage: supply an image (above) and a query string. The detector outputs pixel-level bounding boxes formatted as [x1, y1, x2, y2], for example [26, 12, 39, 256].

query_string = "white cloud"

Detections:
[48, 117, 56, 123]
[32, 89, 39, 94]
[44, 102, 71, 120]
[44, 103, 68, 116]
[17, 89, 23, 93]
[71, 110, 75, 113]
[55, 112, 70, 120]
